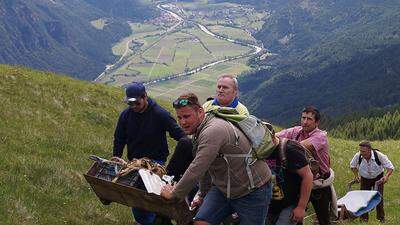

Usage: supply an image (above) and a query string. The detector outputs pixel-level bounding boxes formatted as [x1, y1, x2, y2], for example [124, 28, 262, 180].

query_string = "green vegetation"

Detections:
[90, 18, 108, 30]
[0, 64, 128, 224]
[240, 0, 400, 126]
[97, 1, 263, 103]
[208, 25, 256, 42]
[0, 65, 399, 225]
[111, 22, 161, 56]
[83, 0, 157, 21]
[329, 109, 400, 141]
[146, 58, 252, 102]
[178, 1, 267, 32]
[325, 138, 400, 225]
[0, 64, 179, 224]
[0, 0, 157, 80]
[99, 24, 253, 86]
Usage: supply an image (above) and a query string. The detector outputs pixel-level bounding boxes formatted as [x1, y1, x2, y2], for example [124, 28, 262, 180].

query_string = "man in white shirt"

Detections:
[349, 140, 394, 222]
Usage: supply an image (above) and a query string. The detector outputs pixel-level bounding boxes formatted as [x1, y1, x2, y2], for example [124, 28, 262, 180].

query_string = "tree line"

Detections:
[329, 110, 400, 141]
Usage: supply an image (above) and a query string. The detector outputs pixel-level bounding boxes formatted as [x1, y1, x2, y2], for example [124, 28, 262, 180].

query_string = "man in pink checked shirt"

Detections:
[276, 106, 333, 225]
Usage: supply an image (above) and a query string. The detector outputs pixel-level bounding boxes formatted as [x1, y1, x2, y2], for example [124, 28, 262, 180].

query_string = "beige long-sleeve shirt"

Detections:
[172, 116, 271, 199]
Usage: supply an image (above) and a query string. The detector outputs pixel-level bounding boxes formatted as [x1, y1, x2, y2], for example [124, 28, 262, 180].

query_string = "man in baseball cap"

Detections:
[113, 82, 185, 225]
[125, 82, 146, 103]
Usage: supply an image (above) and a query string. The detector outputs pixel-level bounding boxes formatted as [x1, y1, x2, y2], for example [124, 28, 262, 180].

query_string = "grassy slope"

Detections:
[324, 138, 399, 225]
[0, 64, 133, 225]
[0, 64, 398, 224]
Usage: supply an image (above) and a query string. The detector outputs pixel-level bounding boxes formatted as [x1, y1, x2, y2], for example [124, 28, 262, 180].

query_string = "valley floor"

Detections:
[95, 1, 267, 102]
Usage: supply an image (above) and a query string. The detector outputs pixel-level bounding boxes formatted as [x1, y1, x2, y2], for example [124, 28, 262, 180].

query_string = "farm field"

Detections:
[96, 1, 266, 103]
[207, 25, 257, 43]
[176, 1, 268, 30]
[147, 58, 252, 102]
[98, 25, 252, 85]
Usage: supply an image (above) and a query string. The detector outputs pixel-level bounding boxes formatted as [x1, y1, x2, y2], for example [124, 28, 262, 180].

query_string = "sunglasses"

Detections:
[126, 99, 141, 106]
[172, 98, 194, 109]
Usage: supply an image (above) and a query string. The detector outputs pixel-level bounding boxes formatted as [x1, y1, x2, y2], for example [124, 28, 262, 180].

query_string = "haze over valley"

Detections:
[1, 0, 399, 130]
[1, 1, 400, 225]
[95, 1, 267, 103]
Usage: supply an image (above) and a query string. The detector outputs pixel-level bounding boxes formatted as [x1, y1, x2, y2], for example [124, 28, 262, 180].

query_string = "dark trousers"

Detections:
[360, 173, 384, 221]
[310, 186, 332, 225]
[132, 160, 165, 225]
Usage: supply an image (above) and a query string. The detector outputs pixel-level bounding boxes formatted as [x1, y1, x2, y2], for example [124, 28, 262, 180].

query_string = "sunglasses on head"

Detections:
[172, 98, 194, 108]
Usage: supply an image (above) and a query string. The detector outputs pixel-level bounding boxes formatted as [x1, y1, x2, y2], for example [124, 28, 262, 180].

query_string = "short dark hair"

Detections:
[302, 106, 321, 122]
[173, 92, 202, 110]
[359, 140, 372, 149]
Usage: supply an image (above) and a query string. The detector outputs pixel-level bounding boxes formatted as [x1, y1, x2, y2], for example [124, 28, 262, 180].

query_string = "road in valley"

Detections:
[142, 4, 264, 86]
[95, 3, 265, 84]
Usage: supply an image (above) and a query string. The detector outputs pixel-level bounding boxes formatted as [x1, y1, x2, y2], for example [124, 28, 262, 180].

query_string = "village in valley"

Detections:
[94, 1, 268, 102]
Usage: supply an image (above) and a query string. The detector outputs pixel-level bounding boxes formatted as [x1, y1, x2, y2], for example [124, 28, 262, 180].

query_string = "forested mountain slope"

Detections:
[239, 0, 400, 125]
[0, 0, 156, 80]
[325, 105, 400, 140]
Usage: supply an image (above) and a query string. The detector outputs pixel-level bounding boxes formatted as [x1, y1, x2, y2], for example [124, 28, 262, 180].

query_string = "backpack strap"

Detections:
[373, 150, 382, 166]
[358, 150, 382, 166]
[222, 119, 255, 198]
[227, 121, 239, 146]
[221, 148, 255, 198]
[220, 154, 232, 198]
[278, 138, 289, 168]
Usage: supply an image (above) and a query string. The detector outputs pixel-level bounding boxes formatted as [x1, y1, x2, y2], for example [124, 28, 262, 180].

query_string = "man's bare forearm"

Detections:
[384, 168, 393, 180]
[297, 166, 313, 208]
[351, 167, 359, 178]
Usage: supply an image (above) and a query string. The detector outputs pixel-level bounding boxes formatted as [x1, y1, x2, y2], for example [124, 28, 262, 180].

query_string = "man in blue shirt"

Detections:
[113, 82, 185, 225]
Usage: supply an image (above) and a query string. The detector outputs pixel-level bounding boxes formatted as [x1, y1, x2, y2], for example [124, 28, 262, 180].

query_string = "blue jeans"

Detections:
[131, 160, 165, 225]
[131, 208, 156, 225]
[194, 182, 272, 225]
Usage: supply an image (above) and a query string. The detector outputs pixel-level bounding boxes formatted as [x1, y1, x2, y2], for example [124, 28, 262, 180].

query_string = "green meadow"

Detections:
[323, 138, 399, 225]
[207, 25, 257, 43]
[99, 25, 252, 87]
[176, 1, 268, 30]
[90, 18, 107, 30]
[146, 58, 252, 102]
[1, 64, 398, 225]
[96, 1, 264, 104]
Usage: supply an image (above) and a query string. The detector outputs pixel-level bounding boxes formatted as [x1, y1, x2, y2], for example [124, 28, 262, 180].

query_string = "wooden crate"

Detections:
[84, 162, 195, 225]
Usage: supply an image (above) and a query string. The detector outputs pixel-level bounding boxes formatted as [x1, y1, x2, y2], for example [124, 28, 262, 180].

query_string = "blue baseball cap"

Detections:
[125, 82, 146, 102]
